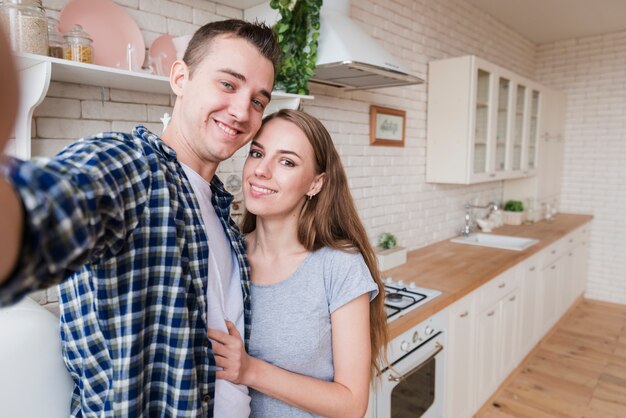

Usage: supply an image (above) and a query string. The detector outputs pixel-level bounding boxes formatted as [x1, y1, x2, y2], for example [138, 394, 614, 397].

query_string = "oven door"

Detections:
[375, 332, 445, 418]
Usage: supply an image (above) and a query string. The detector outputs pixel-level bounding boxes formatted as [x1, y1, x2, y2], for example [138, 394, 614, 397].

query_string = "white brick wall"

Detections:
[535, 30, 626, 305]
[29, 0, 542, 312]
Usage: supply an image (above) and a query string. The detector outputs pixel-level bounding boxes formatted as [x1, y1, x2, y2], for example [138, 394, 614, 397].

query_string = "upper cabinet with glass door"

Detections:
[426, 55, 542, 184]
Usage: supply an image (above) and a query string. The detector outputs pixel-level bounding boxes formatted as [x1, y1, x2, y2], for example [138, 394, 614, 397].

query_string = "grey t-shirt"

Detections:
[249, 246, 378, 418]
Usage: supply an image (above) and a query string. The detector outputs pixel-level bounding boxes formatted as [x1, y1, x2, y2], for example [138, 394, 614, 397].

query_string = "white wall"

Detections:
[535, 30, 626, 305]
[30, 0, 540, 310]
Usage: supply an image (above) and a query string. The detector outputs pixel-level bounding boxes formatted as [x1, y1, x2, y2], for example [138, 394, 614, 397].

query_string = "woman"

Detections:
[208, 109, 388, 418]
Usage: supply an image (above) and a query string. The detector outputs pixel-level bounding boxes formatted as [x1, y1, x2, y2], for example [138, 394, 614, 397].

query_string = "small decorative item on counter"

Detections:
[0, 0, 49, 55]
[64, 24, 92, 63]
[503, 200, 525, 225]
[376, 232, 407, 271]
[46, 16, 64, 58]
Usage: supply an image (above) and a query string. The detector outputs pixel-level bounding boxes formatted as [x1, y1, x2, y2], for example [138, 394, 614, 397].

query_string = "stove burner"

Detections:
[386, 293, 404, 302]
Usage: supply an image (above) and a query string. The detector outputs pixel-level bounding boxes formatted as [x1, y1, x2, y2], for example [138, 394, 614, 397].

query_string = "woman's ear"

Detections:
[308, 173, 326, 197]
[169, 60, 188, 96]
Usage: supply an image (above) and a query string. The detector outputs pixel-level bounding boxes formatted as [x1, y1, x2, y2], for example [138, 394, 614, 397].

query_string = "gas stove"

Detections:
[383, 277, 441, 321]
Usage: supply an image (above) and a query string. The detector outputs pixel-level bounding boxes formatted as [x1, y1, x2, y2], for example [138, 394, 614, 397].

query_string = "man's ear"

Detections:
[169, 60, 188, 96]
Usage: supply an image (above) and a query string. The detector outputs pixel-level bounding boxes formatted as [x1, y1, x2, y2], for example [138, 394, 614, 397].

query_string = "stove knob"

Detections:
[409, 282, 417, 289]
[425, 326, 434, 336]
[396, 279, 405, 287]
[412, 331, 419, 343]
[400, 341, 410, 352]
[385, 277, 394, 285]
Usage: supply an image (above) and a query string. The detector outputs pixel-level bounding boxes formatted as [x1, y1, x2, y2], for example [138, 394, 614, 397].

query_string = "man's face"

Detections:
[174, 35, 274, 168]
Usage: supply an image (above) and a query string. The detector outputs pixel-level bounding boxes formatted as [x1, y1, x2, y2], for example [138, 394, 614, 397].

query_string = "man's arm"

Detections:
[0, 177, 23, 285]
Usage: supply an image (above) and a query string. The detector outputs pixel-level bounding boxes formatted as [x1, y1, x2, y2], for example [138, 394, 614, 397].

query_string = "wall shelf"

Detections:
[9, 52, 313, 159]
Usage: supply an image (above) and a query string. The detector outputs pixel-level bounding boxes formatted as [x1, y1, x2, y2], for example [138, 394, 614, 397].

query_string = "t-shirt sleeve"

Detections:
[325, 249, 379, 314]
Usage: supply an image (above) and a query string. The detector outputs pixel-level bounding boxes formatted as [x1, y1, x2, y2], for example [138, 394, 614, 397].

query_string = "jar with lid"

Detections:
[0, 0, 49, 55]
[47, 16, 64, 58]
[64, 24, 93, 64]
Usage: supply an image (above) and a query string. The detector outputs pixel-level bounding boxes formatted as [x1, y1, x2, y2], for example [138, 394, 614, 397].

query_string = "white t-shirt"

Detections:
[181, 164, 250, 418]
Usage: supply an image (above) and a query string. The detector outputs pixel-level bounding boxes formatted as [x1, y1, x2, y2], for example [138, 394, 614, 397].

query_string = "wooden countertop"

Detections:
[385, 213, 593, 338]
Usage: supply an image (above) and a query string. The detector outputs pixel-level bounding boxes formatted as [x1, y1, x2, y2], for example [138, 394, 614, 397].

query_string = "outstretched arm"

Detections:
[209, 294, 372, 418]
[0, 178, 23, 284]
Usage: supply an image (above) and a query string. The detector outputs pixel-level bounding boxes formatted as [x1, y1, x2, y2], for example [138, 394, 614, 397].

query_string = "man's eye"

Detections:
[221, 81, 234, 90]
[252, 98, 266, 110]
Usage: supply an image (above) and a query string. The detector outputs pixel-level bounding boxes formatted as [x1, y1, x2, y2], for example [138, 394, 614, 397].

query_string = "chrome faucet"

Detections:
[461, 201, 499, 236]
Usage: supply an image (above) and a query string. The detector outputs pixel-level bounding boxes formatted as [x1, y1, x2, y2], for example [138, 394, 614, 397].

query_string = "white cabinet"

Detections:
[503, 87, 566, 219]
[519, 255, 541, 356]
[474, 268, 519, 407]
[427, 55, 542, 184]
[8, 52, 313, 159]
[443, 221, 591, 417]
[444, 293, 476, 418]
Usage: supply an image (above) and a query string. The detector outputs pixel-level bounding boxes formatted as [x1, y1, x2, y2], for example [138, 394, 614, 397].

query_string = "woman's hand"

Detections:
[207, 320, 251, 385]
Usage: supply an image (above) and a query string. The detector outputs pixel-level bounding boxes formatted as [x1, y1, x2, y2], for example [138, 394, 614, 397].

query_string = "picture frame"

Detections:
[370, 105, 406, 147]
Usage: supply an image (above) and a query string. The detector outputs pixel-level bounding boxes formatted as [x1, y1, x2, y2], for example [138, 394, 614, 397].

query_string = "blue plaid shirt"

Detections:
[0, 126, 251, 417]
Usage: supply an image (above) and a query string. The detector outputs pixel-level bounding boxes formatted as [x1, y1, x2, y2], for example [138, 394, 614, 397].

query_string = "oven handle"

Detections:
[387, 341, 444, 382]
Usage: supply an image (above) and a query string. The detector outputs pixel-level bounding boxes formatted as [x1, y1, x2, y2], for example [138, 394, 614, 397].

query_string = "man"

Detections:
[0, 20, 280, 417]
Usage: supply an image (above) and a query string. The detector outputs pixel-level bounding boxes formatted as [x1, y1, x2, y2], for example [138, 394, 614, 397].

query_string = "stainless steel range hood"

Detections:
[311, 0, 424, 91]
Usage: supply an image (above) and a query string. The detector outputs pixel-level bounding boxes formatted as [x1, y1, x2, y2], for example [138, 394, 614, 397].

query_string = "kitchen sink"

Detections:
[450, 233, 539, 251]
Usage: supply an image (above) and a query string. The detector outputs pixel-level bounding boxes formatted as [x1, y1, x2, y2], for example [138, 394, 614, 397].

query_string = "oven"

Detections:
[371, 279, 446, 418]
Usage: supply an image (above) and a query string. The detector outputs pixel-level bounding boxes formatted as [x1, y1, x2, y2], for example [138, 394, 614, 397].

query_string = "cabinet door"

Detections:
[445, 295, 476, 418]
[511, 83, 527, 171]
[473, 68, 492, 178]
[541, 260, 559, 333]
[475, 302, 500, 406]
[520, 259, 540, 356]
[525, 89, 541, 172]
[495, 76, 512, 175]
[501, 289, 521, 378]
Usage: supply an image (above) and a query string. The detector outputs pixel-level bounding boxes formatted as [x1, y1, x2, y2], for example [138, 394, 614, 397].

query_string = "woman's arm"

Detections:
[209, 293, 372, 418]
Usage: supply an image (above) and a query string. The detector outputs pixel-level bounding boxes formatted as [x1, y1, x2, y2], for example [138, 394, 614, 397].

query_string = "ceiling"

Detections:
[464, 0, 626, 44]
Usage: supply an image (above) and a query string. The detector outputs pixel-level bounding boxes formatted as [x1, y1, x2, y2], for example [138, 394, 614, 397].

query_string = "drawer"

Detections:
[541, 239, 564, 268]
[477, 268, 518, 311]
[563, 224, 591, 251]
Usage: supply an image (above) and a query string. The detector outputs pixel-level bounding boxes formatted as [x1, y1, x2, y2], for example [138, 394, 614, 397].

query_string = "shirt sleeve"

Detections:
[0, 134, 152, 306]
[325, 248, 379, 314]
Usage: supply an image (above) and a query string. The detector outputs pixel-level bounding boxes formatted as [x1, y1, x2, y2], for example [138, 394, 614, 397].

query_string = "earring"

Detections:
[307, 193, 314, 200]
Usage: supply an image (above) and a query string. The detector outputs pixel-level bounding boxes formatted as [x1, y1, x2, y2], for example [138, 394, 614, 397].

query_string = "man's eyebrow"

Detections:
[218, 68, 272, 101]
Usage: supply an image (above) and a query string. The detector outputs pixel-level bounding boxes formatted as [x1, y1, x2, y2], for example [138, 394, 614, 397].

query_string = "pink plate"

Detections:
[59, 0, 145, 71]
[149, 35, 176, 76]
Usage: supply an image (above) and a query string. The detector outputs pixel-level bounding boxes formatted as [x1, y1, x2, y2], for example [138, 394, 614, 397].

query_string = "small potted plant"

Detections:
[375, 232, 407, 271]
[503, 200, 525, 225]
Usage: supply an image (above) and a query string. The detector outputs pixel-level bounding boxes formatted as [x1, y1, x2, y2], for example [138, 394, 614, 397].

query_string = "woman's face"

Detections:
[242, 118, 323, 220]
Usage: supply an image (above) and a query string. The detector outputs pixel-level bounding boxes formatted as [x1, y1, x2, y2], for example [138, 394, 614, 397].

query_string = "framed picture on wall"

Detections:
[370, 105, 406, 147]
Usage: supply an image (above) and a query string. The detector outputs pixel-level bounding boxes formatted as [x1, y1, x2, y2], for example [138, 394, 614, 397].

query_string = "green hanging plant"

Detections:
[270, 0, 322, 95]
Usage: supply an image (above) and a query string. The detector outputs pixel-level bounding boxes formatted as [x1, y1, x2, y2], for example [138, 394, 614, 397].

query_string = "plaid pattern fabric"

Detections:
[0, 126, 250, 417]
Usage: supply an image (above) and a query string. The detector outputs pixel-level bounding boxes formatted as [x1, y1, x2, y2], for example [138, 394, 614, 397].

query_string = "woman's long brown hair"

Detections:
[241, 109, 388, 377]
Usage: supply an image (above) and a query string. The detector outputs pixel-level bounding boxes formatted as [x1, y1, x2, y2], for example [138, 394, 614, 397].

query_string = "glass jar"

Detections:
[0, 0, 49, 55]
[46, 16, 64, 58]
[64, 24, 93, 64]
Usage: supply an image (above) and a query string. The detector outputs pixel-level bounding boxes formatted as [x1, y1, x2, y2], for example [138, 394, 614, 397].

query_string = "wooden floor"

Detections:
[476, 299, 626, 418]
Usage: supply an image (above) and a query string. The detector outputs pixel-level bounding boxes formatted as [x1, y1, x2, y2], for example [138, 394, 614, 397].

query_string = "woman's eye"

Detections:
[280, 159, 295, 167]
[249, 149, 262, 158]
[221, 81, 234, 90]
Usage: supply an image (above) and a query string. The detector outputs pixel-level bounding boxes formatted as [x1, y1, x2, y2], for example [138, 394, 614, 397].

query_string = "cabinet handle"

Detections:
[489, 173, 496, 178]
[551, 250, 556, 254]
[460, 311, 469, 318]
[569, 238, 574, 243]
[487, 310, 495, 317]
[529, 266, 536, 272]
[509, 295, 516, 302]
[569, 252, 573, 256]
[498, 283, 506, 288]
[551, 265, 556, 270]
